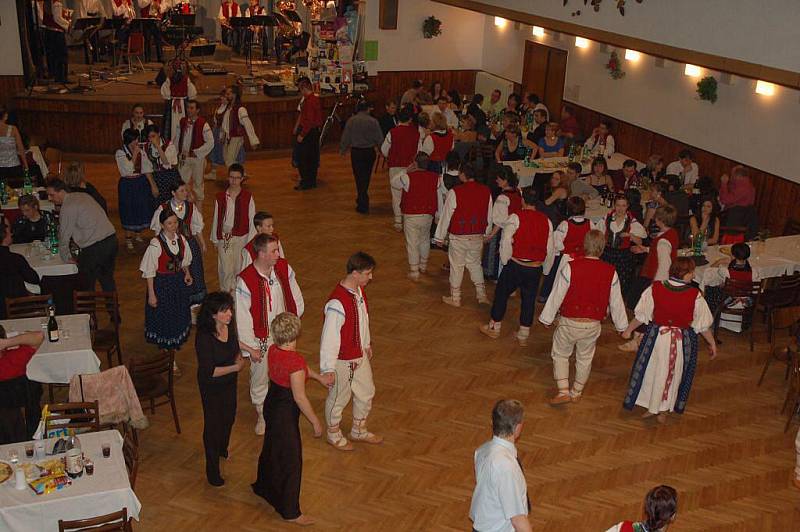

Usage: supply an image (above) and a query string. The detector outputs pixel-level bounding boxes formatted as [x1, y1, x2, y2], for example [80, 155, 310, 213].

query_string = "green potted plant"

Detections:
[606, 51, 625, 80]
[422, 16, 442, 39]
[697, 76, 718, 103]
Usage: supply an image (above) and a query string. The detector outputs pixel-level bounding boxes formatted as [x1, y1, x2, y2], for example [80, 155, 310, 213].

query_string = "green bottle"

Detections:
[22, 169, 33, 195]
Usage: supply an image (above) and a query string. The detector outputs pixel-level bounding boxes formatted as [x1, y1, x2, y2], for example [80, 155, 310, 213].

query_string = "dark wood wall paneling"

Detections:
[567, 102, 800, 235]
[0, 76, 26, 108]
[367, 70, 479, 112]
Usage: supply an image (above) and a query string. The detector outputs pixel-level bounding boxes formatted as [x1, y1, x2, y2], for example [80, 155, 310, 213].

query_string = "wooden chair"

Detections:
[73, 291, 122, 368]
[44, 401, 101, 435]
[124, 33, 145, 74]
[130, 349, 180, 433]
[758, 306, 800, 386]
[122, 424, 139, 489]
[719, 225, 747, 245]
[783, 218, 800, 236]
[44, 146, 63, 179]
[711, 278, 762, 351]
[756, 273, 800, 335]
[5, 294, 51, 319]
[781, 355, 800, 433]
[58, 508, 132, 532]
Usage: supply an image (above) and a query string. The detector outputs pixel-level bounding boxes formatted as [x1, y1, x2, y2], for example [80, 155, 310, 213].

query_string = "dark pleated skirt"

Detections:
[482, 231, 501, 280]
[145, 272, 191, 349]
[252, 381, 303, 520]
[118, 175, 156, 231]
[153, 169, 181, 205]
[186, 235, 207, 305]
[602, 247, 636, 304]
[210, 127, 225, 166]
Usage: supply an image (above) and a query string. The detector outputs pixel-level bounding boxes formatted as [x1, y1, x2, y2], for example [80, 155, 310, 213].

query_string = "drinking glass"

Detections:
[8, 449, 19, 465]
[24, 443, 34, 459]
[101, 443, 111, 458]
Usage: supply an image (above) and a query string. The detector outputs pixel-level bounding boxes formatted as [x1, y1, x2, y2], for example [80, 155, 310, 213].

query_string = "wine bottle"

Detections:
[47, 302, 59, 342]
[22, 169, 32, 195]
[65, 435, 83, 479]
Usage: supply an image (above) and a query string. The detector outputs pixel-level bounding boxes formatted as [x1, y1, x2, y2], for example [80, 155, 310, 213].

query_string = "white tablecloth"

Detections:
[693, 235, 800, 289]
[0, 314, 100, 384]
[0, 430, 141, 531]
[9, 243, 78, 295]
[504, 152, 644, 188]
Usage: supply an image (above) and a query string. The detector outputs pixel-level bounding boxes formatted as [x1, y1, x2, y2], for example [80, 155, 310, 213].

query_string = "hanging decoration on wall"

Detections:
[422, 16, 443, 39]
[606, 51, 626, 79]
[566, 0, 644, 17]
[696, 76, 719, 103]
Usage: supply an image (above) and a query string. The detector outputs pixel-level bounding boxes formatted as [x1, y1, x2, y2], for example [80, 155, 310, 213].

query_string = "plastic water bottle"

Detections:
[0, 178, 7, 204]
[22, 169, 33, 195]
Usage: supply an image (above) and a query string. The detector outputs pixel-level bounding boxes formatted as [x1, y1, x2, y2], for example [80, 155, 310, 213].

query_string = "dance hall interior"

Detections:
[1, 1, 800, 531]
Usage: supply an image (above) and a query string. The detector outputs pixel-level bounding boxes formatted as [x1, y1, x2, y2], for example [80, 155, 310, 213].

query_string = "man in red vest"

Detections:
[381, 105, 421, 231]
[240, 211, 285, 273]
[434, 164, 493, 307]
[294, 77, 323, 190]
[319, 252, 382, 451]
[480, 187, 554, 346]
[540, 230, 629, 405]
[217, 1, 241, 49]
[236, 234, 304, 435]
[210, 164, 256, 292]
[178, 100, 214, 209]
[390, 152, 441, 281]
[538, 196, 592, 303]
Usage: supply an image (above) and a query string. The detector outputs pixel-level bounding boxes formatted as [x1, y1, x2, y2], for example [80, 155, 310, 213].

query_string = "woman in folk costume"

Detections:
[142, 123, 180, 205]
[150, 181, 207, 306]
[621, 258, 717, 423]
[140, 209, 194, 350]
[605, 485, 678, 532]
[215, 85, 260, 167]
[160, 59, 197, 142]
[482, 166, 521, 281]
[599, 195, 647, 305]
[116, 127, 160, 251]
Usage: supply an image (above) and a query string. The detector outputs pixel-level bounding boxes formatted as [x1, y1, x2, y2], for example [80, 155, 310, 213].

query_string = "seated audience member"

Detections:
[526, 108, 548, 145]
[12, 195, 54, 243]
[625, 187, 644, 222]
[482, 89, 503, 118]
[559, 105, 581, 141]
[584, 119, 615, 158]
[436, 95, 459, 130]
[666, 149, 699, 188]
[455, 115, 478, 144]
[565, 162, 599, 200]
[536, 122, 565, 159]
[493, 111, 521, 142]
[639, 154, 666, 183]
[689, 197, 720, 245]
[429, 80, 446, 103]
[447, 90, 463, 113]
[704, 242, 758, 315]
[664, 174, 690, 217]
[379, 100, 398, 138]
[611, 159, 641, 191]
[466, 94, 487, 129]
[0, 327, 44, 443]
[400, 79, 423, 106]
[504, 93, 521, 116]
[495, 124, 533, 162]
[718, 165, 755, 208]
[587, 157, 615, 196]
[0, 219, 40, 319]
[63, 160, 108, 213]
[642, 182, 667, 238]
[539, 171, 568, 226]
[605, 485, 678, 532]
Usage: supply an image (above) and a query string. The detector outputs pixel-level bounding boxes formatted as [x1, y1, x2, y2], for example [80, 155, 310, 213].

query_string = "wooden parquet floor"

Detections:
[74, 150, 800, 531]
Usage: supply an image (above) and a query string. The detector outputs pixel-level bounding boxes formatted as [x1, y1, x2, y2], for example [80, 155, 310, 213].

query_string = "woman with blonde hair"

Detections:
[536, 122, 565, 158]
[252, 312, 328, 526]
[428, 111, 454, 174]
[64, 160, 107, 212]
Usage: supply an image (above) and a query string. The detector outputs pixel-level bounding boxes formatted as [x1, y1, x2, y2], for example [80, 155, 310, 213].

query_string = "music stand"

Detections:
[73, 17, 101, 31]
[242, 16, 277, 73]
[103, 17, 128, 67]
[282, 10, 302, 23]
[170, 13, 196, 27]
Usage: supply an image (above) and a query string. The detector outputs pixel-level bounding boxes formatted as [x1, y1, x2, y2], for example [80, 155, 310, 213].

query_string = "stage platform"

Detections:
[13, 57, 351, 154]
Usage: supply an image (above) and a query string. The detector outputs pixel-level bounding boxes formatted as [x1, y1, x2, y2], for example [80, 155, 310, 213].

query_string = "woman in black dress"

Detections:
[252, 312, 326, 526]
[195, 291, 244, 486]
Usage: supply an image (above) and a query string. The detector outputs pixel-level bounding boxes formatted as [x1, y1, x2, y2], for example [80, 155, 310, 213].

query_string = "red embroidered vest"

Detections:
[448, 181, 491, 235]
[641, 228, 679, 280]
[178, 116, 207, 153]
[238, 260, 297, 340]
[429, 131, 453, 162]
[215, 189, 252, 239]
[387, 124, 420, 168]
[511, 210, 549, 262]
[651, 281, 699, 329]
[221, 2, 239, 18]
[605, 212, 634, 250]
[560, 257, 616, 320]
[562, 218, 591, 255]
[228, 105, 246, 138]
[401, 170, 439, 215]
[327, 284, 368, 361]
[155, 235, 185, 274]
[502, 190, 523, 216]
[162, 201, 194, 239]
[728, 265, 753, 283]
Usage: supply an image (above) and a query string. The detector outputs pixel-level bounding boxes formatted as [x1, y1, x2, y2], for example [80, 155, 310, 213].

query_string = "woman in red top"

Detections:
[252, 312, 327, 526]
[0, 328, 44, 444]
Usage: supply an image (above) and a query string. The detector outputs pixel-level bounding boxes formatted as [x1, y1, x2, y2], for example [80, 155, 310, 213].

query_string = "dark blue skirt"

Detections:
[145, 272, 191, 349]
[153, 169, 181, 205]
[210, 127, 225, 166]
[482, 232, 501, 280]
[118, 175, 156, 232]
[186, 235, 207, 305]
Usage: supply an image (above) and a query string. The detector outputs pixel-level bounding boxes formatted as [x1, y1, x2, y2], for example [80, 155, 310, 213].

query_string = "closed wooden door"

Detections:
[521, 41, 567, 121]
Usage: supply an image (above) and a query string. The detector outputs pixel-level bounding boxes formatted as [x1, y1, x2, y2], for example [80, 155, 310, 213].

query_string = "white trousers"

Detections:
[447, 234, 485, 296]
[223, 136, 244, 167]
[324, 356, 375, 428]
[249, 338, 272, 406]
[388, 167, 404, 225]
[179, 157, 206, 201]
[551, 318, 602, 393]
[403, 214, 433, 272]
[216, 234, 247, 293]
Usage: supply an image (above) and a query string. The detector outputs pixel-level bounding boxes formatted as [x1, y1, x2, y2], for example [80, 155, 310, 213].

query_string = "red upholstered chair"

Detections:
[124, 33, 145, 74]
